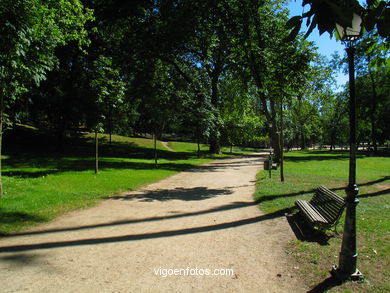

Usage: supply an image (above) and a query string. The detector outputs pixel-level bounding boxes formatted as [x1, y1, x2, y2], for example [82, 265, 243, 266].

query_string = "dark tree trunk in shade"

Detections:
[95, 131, 99, 174]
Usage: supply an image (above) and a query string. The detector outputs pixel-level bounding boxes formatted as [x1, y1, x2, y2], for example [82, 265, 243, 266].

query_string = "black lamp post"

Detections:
[331, 13, 364, 281]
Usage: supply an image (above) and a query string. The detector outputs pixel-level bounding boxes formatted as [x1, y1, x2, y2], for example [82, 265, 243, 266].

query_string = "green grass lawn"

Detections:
[0, 129, 229, 235]
[167, 141, 263, 155]
[254, 150, 390, 292]
[221, 145, 266, 154]
[167, 141, 210, 153]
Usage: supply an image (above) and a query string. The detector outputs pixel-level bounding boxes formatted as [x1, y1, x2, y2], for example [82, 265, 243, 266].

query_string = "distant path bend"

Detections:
[161, 141, 175, 152]
[0, 154, 306, 293]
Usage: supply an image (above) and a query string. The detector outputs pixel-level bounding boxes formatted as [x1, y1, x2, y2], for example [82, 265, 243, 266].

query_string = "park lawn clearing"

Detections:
[167, 140, 263, 155]
[0, 131, 230, 235]
[254, 150, 390, 293]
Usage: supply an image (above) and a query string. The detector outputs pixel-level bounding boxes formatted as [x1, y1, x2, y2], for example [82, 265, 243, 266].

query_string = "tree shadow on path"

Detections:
[111, 187, 234, 202]
[0, 208, 290, 253]
[4, 199, 267, 239]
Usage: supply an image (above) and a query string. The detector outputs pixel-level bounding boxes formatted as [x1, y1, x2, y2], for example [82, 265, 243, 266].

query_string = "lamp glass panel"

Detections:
[336, 13, 362, 41]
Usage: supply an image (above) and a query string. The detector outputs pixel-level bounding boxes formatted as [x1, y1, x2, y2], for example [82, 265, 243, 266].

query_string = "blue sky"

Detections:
[287, 0, 349, 89]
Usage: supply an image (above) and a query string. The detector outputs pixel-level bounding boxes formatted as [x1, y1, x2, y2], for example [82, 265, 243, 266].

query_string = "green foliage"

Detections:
[90, 55, 126, 130]
[220, 73, 265, 146]
[320, 93, 349, 148]
[0, 0, 94, 197]
[287, 0, 390, 42]
[0, 0, 93, 100]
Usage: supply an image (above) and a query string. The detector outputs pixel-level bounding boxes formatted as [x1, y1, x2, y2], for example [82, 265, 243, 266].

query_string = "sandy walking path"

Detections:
[0, 154, 305, 293]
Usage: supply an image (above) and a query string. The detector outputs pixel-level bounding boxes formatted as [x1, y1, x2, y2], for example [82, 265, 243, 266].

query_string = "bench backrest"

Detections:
[309, 186, 345, 224]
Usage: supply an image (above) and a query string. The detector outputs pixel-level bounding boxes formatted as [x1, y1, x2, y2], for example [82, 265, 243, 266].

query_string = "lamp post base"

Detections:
[331, 265, 363, 282]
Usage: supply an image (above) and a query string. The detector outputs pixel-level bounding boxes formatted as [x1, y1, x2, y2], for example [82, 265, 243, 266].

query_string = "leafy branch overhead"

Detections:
[286, 0, 390, 41]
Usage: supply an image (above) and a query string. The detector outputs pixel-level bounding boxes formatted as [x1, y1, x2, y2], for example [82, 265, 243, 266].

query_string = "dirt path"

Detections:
[161, 141, 175, 152]
[0, 154, 306, 293]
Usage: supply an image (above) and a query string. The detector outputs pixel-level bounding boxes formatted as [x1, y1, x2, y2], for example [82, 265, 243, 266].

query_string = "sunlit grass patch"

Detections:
[254, 150, 390, 292]
[0, 133, 213, 235]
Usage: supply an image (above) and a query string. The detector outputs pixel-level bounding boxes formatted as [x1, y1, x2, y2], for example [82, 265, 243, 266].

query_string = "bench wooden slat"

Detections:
[295, 186, 346, 231]
[296, 199, 327, 224]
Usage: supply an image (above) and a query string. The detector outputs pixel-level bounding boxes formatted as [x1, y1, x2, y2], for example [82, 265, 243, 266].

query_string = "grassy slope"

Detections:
[167, 141, 210, 153]
[167, 141, 264, 155]
[0, 129, 224, 235]
[254, 150, 390, 292]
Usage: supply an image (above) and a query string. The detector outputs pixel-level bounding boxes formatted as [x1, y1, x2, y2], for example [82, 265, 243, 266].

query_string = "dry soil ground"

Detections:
[0, 154, 306, 293]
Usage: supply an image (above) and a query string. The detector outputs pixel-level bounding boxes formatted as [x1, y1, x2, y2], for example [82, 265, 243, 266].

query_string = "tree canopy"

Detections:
[0, 0, 389, 196]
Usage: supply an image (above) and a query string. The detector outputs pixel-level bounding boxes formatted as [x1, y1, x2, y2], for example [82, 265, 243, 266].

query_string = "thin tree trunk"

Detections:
[197, 137, 200, 157]
[368, 69, 378, 152]
[154, 132, 157, 165]
[268, 117, 281, 163]
[209, 69, 221, 154]
[209, 135, 221, 154]
[279, 97, 284, 182]
[95, 130, 99, 174]
[109, 106, 113, 145]
[300, 130, 306, 150]
[330, 130, 336, 151]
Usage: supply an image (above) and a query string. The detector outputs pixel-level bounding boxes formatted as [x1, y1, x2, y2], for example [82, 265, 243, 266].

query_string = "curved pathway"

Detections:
[0, 154, 306, 292]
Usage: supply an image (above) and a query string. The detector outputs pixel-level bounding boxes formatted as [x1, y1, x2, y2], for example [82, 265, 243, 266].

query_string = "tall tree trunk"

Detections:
[95, 131, 99, 174]
[300, 130, 306, 150]
[209, 73, 221, 154]
[270, 121, 281, 163]
[0, 94, 3, 198]
[368, 69, 378, 152]
[269, 97, 281, 163]
[209, 135, 221, 154]
[279, 97, 284, 182]
[109, 106, 113, 145]
[154, 131, 158, 165]
[196, 128, 201, 157]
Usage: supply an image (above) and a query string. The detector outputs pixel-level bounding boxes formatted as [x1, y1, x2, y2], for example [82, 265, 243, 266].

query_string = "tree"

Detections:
[328, 28, 390, 150]
[223, 0, 317, 164]
[355, 66, 390, 149]
[0, 0, 93, 197]
[286, 0, 390, 43]
[90, 55, 125, 173]
[320, 93, 349, 150]
[287, 54, 335, 149]
[168, 1, 232, 154]
[354, 31, 389, 151]
[220, 72, 265, 150]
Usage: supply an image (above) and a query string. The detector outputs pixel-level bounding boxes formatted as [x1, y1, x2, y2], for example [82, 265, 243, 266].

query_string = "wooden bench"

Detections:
[295, 186, 345, 232]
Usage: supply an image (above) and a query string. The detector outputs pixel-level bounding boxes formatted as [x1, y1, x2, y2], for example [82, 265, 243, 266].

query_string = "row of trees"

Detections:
[1, 0, 389, 194]
[2, 0, 329, 151]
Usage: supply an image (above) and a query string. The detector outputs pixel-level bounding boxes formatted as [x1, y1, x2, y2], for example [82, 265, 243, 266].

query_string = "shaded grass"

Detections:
[254, 150, 390, 292]
[221, 146, 266, 154]
[167, 141, 209, 154]
[167, 141, 264, 156]
[0, 129, 225, 235]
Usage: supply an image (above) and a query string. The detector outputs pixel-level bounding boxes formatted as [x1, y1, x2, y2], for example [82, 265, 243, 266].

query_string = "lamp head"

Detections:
[336, 13, 362, 42]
